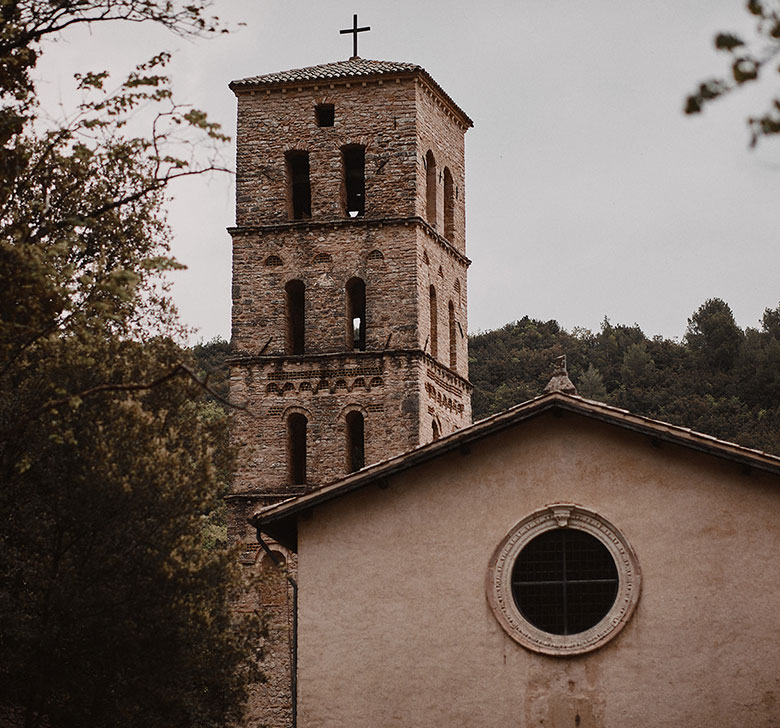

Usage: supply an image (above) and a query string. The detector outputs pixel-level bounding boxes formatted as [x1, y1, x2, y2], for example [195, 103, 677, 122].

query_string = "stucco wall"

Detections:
[296, 412, 780, 727]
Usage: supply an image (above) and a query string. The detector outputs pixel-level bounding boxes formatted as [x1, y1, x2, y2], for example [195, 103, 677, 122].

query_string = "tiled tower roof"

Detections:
[230, 58, 473, 128]
[230, 58, 422, 87]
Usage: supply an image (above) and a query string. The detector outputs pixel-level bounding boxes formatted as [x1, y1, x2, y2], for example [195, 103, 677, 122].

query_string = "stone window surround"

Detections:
[486, 503, 641, 656]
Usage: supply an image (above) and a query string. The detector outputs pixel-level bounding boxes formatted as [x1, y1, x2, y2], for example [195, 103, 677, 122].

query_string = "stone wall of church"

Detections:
[229, 351, 426, 497]
[230, 223, 420, 355]
[233, 79, 418, 226]
[414, 81, 467, 256]
[233, 544, 296, 728]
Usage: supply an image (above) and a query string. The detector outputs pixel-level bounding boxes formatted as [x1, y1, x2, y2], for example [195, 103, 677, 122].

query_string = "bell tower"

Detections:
[226, 56, 473, 725]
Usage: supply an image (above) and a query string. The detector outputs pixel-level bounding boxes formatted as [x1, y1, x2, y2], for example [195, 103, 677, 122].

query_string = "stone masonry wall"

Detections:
[234, 80, 418, 225]
[415, 79, 467, 255]
[231, 223, 420, 355]
[230, 351, 424, 497]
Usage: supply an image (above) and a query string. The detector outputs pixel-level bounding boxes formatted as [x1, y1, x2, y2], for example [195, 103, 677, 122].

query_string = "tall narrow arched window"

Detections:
[346, 277, 366, 350]
[342, 145, 365, 217]
[425, 150, 437, 226]
[429, 284, 438, 359]
[345, 410, 365, 473]
[448, 300, 457, 370]
[285, 151, 311, 220]
[432, 419, 440, 441]
[443, 167, 454, 241]
[285, 280, 305, 355]
[288, 413, 307, 485]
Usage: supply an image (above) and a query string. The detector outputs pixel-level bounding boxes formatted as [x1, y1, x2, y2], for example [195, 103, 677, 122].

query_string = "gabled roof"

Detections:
[252, 392, 780, 550]
[229, 57, 473, 129]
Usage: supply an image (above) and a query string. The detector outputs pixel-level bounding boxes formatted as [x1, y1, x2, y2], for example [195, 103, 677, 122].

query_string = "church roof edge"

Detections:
[252, 393, 780, 550]
[229, 57, 473, 128]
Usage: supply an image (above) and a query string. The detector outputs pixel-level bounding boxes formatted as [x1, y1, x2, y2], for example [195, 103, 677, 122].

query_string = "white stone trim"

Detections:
[486, 504, 641, 655]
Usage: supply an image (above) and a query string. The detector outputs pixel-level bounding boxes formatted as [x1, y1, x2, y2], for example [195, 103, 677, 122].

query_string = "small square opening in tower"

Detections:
[315, 104, 335, 127]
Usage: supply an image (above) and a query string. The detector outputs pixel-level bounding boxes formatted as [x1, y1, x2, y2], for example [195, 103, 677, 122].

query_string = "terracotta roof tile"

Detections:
[230, 58, 422, 87]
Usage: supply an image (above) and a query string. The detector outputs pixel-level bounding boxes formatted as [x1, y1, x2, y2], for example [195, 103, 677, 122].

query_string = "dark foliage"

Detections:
[469, 299, 780, 455]
[685, 0, 780, 145]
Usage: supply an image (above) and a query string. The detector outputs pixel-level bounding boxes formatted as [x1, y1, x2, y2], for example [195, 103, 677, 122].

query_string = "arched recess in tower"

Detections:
[425, 150, 437, 226]
[345, 410, 365, 473]
[285, 150, 311, 220]
[342, 145, 365, 217]
[448, 300, 457, 371]
[443, 167, 454, 242]
[429, 284, 438, 359]
[287, 412, 307, 485]
[285, 280, 305, 355]
[345, 277, 366, 350]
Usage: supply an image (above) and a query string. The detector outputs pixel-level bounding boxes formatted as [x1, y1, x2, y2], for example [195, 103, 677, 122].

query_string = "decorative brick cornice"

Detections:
[228, 216, 470, 267]
[227, 347, 473, 391]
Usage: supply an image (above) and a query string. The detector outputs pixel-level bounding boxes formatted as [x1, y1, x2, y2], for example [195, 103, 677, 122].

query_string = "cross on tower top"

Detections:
[339, 14, 370, 59]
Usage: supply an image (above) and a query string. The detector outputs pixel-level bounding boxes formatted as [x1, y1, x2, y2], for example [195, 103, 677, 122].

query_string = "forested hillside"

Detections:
[469, 298, 780, 455]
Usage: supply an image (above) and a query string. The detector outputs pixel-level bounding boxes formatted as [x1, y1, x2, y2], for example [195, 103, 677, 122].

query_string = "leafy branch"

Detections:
[685, 0, 780, 145]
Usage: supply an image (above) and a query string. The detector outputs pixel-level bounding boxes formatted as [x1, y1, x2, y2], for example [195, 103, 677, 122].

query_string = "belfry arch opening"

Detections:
[429, 285, 438, 359]
[286, 150, 311, 220]
[345, 411, 365, 473]
[425, 150, 437, 226]
[443, 167, 455, 241]
[346, 277, 366, 350]
[287, 412, 307, 485]
[342, 145, 365, 217]
[448, 300, 457, 370]
[285, 279, 305, 355]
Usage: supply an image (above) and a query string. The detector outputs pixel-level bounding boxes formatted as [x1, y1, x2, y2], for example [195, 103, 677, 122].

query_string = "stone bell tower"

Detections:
[226, 54, 473, 725]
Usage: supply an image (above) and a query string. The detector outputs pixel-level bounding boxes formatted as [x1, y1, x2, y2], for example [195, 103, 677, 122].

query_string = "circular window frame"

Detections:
[486, 504, 641, 656]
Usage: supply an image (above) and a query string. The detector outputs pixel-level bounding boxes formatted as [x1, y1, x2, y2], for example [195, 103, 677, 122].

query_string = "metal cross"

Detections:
[339, 14, 370, 59]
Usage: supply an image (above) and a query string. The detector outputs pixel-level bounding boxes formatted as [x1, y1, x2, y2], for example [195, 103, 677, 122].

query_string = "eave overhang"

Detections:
[251, 392, 780, 552]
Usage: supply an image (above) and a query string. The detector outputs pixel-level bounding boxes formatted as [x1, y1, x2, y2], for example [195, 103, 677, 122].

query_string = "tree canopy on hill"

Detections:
[469, 298, 780, 455]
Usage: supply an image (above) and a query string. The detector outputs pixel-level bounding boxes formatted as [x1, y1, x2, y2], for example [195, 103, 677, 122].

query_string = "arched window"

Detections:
[448, 300, 457, 370]
[287, 413, 307, 485]
[285, 280, 305, 355]
[346, 277, 366, 350]
[285, 151, 311, 220]
[429, 285, 438, 359]
[425, 150, 437, 226]
[342, 145, 365, 217]
[432, 419, 440, 441]
[443, 167, 454, 241]
[345, 411, 365, 473]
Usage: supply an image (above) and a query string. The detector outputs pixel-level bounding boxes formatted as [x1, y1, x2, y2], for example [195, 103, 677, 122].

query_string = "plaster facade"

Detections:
[294, 412, 780, 727]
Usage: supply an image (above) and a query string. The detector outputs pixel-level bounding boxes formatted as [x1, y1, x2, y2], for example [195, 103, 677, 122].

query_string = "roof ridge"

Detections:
[252, 392, 780, 550]
[230, 58, 423, 88]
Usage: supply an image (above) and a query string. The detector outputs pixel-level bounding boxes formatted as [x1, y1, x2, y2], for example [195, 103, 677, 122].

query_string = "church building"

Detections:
[226, 42, 780, 728]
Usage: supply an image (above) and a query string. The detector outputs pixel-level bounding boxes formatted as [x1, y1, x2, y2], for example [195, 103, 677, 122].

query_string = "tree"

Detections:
[685, 0, 780, 145]
[467, 299, 780, 456]
[0, 3, 260, 726]
[577, 364, 608, 402]
[685, 298, 744, 372]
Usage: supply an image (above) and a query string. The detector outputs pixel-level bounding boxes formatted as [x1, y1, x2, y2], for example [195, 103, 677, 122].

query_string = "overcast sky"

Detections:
[35, 0, 780, 342]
